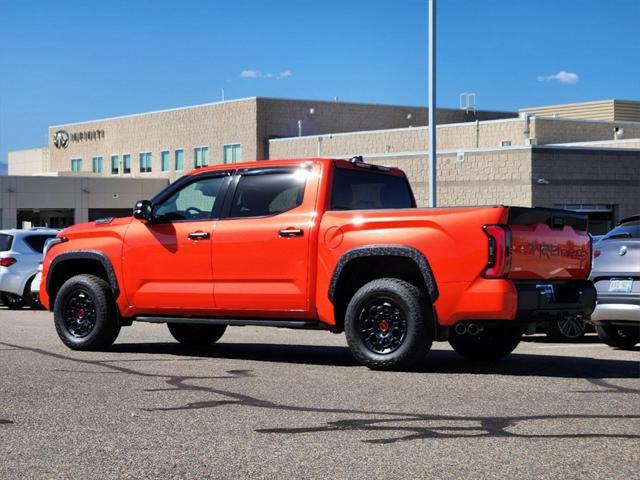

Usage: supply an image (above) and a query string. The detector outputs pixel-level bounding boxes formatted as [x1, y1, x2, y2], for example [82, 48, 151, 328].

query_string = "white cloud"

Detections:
[240, 69, 292, 80]
[537, 70, 579, 84]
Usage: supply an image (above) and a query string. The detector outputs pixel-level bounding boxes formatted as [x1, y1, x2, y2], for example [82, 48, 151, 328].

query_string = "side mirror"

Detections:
[133, 200, 153, 222]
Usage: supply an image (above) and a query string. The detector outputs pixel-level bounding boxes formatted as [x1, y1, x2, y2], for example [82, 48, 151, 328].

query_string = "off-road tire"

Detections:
[596, 324, 639, 349]
[54, 274, 121, 351]
[449, 324, 523, 360]
[344, 278, 433, 370]
[168, 323, 227, 348]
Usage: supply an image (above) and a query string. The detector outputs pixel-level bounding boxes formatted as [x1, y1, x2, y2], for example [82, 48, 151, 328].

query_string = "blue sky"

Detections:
[1, 0, 638, 170]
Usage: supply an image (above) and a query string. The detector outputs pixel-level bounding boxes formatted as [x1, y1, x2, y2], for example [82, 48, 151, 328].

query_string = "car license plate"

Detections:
[609, 279, 633, 293]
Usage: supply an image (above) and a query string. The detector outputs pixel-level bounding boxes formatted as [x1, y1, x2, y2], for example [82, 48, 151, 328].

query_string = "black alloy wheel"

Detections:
[358, 297, 407, 355]
[63, 289, 97, 338]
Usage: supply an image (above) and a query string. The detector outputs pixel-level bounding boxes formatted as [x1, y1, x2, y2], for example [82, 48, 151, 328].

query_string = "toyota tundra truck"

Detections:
[39, 157, 596, 369]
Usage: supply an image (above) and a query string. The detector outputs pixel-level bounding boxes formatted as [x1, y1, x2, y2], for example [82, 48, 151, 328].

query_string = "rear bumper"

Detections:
[589, 303, 640, 324]
[514, 281, 596, 322]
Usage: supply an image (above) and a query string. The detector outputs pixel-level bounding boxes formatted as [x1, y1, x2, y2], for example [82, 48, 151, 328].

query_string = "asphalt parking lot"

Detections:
[1, 308, 638, 479]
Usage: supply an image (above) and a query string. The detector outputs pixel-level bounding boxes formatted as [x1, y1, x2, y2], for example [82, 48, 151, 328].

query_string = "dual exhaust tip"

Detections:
[454, 323, 483, 336]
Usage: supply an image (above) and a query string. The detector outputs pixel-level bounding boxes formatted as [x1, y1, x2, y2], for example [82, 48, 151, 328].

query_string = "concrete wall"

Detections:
[531, 147, 640, 220]
[520, 99, 640, 122]
[532, 118, 640, 145]
[268, 118, 534, 160]
[48, 98, 259, 182]
[8, 148, 49, 176]
[0, 176, 168, 228]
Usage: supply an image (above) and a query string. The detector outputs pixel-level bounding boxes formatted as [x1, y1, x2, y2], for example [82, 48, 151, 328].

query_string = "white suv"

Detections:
[0, 228, 60, 309]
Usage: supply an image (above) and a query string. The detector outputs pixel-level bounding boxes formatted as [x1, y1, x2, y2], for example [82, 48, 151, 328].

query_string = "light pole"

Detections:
[428, 0, 437, 207]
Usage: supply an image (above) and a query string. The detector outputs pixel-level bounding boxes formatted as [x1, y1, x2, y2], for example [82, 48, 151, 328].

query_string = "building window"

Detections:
[71, 158, 82, 172]
[194, 146, 209, 169]
[111, 155, 119, 175]
[123, 154, 131, 174]
[175, 149, 184, 171]
[139, 152, 152, 173]
[161, 150, 170, 172]
[223, 144, 241, 164]
[91, 156, 103, 173]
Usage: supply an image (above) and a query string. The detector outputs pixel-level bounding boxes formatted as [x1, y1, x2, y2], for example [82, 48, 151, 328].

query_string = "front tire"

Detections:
[344, 278, 433, 370]
[449, 324, 523, 360]
[168, 323, 227, 348]
[54, 274, 120, 351]
[596, 324, 639, 349]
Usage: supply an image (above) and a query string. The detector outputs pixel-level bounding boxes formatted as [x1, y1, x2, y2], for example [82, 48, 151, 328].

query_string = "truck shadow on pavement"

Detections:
[108, 341, 640, 381]
[2, 340, 638, 444]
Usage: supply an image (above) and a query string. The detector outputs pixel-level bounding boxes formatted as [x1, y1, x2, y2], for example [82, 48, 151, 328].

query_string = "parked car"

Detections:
[589, 215, 640, 349]
[39, 158, 595, 369]
[0, 228, 60, 309]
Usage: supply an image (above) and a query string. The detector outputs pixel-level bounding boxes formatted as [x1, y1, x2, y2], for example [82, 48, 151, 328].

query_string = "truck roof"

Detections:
[185, 157, 407, 177]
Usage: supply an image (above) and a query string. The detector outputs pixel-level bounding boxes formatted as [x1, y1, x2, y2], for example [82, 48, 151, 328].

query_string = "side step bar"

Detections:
[134, 316, 326, 330]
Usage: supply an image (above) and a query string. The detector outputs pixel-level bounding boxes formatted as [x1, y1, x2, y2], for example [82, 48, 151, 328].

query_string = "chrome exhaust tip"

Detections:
[454, 323, 468, 335]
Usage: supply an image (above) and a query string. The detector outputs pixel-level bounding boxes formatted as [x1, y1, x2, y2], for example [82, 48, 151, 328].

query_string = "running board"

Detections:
[134, 316, 326, 330]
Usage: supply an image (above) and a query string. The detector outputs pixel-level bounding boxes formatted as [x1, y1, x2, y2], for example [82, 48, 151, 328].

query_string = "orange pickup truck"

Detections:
[40, 157, 595, 369]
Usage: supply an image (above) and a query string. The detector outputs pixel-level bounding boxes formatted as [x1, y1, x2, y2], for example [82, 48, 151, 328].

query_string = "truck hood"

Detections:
[60, 216, 133, 238]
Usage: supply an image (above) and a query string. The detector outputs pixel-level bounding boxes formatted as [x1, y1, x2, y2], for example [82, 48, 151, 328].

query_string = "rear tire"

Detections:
[168, 323, 227, 348]
[449, 324, 523, 360]
[344, 278, 433, 370]
[54, 274, 121, 351]
[596, 324, 639, 349]
[0, 293, 25, 310]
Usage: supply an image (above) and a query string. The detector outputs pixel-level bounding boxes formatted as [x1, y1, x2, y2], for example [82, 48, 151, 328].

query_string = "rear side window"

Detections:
[0, 234, 13, 252]
[23, 235, 57, 253]
[603, 221, 640, 240]
[229, 170, 306, 218]
[331, 168, 415, 210]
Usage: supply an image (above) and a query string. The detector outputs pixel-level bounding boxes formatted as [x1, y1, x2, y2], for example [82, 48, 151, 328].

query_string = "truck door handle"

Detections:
[188, 231, 210, 240]
[279, 228, 304, 237]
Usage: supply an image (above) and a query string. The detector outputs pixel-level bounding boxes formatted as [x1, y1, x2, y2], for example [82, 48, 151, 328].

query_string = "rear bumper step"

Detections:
[515, 280, 596, 322]
[134, 316, 326, 330]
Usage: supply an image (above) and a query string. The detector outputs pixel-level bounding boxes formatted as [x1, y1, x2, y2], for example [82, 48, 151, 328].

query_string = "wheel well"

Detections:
[332, 256, 432, 331]
[48, 259, 112, 307]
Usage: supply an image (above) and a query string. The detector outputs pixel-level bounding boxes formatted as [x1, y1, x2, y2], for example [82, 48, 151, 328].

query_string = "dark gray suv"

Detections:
[589, 215, 640, 349]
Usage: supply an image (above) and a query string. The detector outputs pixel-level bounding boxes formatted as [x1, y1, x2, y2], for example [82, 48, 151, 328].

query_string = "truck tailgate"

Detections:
[507, 207, 591, 280]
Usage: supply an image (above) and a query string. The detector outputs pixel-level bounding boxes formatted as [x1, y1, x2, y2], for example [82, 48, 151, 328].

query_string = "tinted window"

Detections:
[602, 221, 640, 240]
[331, 168, 414, 210]
[154, 175, 226, 222]
[0, 234, 13, 252]
[24, 235, 57, 253]
[230, 170, 306, 218]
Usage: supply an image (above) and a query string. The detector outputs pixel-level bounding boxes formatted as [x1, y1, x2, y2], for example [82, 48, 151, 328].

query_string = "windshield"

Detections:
[602, 221, 640, 240]
[0, 234, 13, 252]
[331, 168, 415, 211]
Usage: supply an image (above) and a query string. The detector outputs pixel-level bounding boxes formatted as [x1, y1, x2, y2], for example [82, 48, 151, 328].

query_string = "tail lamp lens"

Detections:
[0, 257, 17, 267]
[482, 225, 512, 278]
[593, 249, 601, 259]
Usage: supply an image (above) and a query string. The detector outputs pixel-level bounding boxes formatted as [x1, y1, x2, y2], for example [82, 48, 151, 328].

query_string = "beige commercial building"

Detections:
[4, 97, 640, 233]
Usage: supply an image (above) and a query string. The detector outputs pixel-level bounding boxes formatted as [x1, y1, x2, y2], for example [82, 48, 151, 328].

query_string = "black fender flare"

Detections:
[328, 245, 439, 304]
[46, 250, 120, 299]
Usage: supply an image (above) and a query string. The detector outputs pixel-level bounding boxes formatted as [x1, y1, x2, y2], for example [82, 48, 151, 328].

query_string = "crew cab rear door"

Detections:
[122, 171, 231, 312]
[211, 165, 317, 314]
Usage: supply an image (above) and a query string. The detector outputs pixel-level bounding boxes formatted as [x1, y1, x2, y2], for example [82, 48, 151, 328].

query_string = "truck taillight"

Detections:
[482, 225, 512, 278]
[0, 257, 17, 267]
